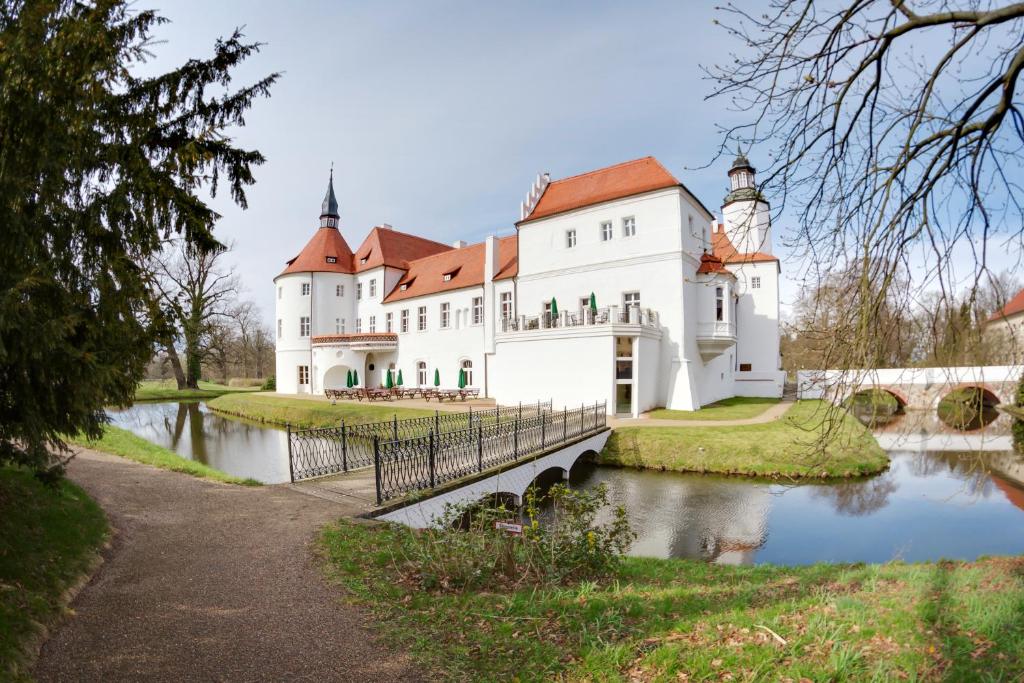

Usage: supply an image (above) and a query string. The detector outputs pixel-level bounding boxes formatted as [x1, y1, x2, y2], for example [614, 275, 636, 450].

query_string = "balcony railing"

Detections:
[500, 306, 659, 333]
[696, 321, 736, 339]
[311, 333, 398, 350]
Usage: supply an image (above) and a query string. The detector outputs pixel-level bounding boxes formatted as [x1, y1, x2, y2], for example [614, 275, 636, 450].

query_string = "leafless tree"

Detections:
[708, 1, 1024, 376]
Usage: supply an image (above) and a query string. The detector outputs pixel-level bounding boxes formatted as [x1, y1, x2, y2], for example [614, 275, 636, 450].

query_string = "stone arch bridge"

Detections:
[796, 366, 1021, 409]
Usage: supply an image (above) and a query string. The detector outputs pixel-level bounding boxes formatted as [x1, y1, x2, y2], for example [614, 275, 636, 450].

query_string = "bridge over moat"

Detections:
[797, 366, 1021, 410]
[286, 400, 609, 523]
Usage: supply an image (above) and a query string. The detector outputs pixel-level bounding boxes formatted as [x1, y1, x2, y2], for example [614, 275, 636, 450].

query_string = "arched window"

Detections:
[461, 359, 473, 387]
[416, 361, 427, 386]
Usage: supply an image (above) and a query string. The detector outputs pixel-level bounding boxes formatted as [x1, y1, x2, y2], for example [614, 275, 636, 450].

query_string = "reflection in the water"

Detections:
[564, 409, 1024, 566]
[108, 401, 290, 483]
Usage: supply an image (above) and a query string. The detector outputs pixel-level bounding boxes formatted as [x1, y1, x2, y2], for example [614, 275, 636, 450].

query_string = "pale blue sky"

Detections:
[141, 1, 1018, 324]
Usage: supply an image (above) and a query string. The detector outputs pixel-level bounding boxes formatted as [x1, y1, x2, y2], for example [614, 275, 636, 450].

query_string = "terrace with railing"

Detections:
[499, 305, 659, 333]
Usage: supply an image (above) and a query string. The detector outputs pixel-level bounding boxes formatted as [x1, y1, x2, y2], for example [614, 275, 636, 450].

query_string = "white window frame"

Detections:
[340, 318, 346, 333]
[277, 319, 282, 339]
[385, 312, 393, 333]
[751, 276, 761, 289]
[461, 359, 474, 387]
[335, 284, 344, 297]
[335, 317, 341, 334]
[369, 315, 376, 333]
[715, 286, 724, 322]
[565, 229, 577, 248]
[622, 216, 636, 237]
[355, 318, 362, 333]
[356, 282, 362, 300]
[500, 291, 513, 320]
[471, 297, 483, 325]
[369, 278, 377, 298]
[298, 365, 309, 385]
[299, 316, 310, 337]
[278, 286, 282, 300]
[401, 309, 409, 333]
[417, 306, 427, 331]
[416, 361, 428, 386]
[440, 302, 450, 329]
[623, 291, 640, 309]
[301, 282, 310, 296]
[600, 221, 612, 241]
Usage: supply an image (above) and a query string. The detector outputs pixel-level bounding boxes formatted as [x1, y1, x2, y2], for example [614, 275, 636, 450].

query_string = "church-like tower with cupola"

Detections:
[720, 149, 772, 256]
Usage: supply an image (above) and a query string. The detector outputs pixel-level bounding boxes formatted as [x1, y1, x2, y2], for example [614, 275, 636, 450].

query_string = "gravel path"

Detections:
[607, 400, 794, 428]
[34, 448, 423, 683]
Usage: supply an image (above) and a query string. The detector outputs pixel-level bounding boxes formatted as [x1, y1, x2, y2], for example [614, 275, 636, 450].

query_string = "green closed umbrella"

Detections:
[346, 369, 353, 388]
[353, 369, 359, 386]
[433, 368, 440, 387]
[589, 292, 597, 314]
[385, 369, 394, 389]
[458, 368, 466, 389]
[397, 369, 404, 386]
[550, 297, 558, 317]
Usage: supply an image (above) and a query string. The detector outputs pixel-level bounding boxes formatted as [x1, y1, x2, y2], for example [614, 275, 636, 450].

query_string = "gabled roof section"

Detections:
[384, 235, 518, 303]
[278, 226, 355, 277]
[711, 226, 778, 265]
[988, 288, 1024, 322]
[519, 157, 682, 223]
[353, 226, 453, 272]
[696, 251, 732, 276]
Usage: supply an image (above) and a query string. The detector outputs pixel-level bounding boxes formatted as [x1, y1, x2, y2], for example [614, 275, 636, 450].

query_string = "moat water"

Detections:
[109, 401, 1024, 565]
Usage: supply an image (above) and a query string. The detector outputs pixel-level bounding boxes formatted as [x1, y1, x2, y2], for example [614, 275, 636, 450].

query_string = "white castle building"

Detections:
[274, 154, 784, 416]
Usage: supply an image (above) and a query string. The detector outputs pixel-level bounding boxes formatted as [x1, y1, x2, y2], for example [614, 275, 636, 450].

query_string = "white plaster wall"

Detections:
[383, 286, 486, 390]
[491, 330, 614, 411]
[636, 335, 661, 413]
[731, 261, 780, 372]
[274, 272, 312, 394]
[722, 199, 771, 254]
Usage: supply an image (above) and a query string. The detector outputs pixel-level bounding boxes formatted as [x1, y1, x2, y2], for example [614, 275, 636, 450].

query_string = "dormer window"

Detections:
[400, 283, 409, 291]
[442, 267, 460, 282]
[443, 274, 452, 282]
[325, 256, 337, 264]
[360, 257, 368, 265]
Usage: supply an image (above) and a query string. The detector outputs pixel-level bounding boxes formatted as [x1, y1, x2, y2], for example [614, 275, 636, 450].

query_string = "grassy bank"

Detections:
[1, 467, 108, 680]
[207, 392, 434, 429]
[134, 379, 261, 402]
[69, 425, 260, 486]
[320, 521, 1024, 682]
[647, 396, 780, 421]
[600, 400, 888, 478]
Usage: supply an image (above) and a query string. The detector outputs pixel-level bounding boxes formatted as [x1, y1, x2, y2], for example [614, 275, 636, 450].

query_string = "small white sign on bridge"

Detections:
[494, 521, 523, 535]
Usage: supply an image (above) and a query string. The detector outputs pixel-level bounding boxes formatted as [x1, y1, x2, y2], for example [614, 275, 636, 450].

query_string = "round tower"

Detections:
[721, 148, 771, 255]
[274, 170, 356, 394]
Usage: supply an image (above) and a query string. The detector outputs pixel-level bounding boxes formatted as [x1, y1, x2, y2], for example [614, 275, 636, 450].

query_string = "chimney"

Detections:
[452, 240, 467, 249]
[378, 223, 392, 231]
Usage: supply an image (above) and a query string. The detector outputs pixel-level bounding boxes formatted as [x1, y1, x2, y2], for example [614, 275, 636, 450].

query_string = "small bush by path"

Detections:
[134, 379, 260, 402]
[207, 392, 434, 429]
[68, 426, 260, 486]
[320, 520, 1024, 682]
[647, 396, 780, 421]
[0, 467, 108, 680]
[600, 400, 888, 478]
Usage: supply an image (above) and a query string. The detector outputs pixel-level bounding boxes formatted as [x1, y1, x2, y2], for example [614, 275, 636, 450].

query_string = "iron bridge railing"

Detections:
[287, 400, 554, 482]
[373, 400, 608, 503]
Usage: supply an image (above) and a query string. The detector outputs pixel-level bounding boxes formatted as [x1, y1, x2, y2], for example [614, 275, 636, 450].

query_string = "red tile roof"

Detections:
[696, 251, 732, 276]
[988, 288, 1024, 322]
[520, 157, 681, 223]
[278, 227, 355, 277]
[384, 235, 518, 303]
[353, 226, 452, 272]
[711, 226, 778, 265]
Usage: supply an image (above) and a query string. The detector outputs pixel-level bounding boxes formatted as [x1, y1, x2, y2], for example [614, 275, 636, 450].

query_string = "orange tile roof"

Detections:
[278, 227, 355, 277]
[696, 251, 732, 276]
[988, 288, 1024, 322]
[353, 226, 453, 272]
[384, 235, 518, 303]
[711, 226, 778, 265]
[520, 157, 681, 223]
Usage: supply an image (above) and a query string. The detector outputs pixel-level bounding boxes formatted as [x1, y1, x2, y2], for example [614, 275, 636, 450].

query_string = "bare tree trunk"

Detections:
[164, 343, 187, 390]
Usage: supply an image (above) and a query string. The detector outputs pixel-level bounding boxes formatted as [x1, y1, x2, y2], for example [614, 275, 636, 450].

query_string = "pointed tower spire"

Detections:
[320, 165, 340, 228]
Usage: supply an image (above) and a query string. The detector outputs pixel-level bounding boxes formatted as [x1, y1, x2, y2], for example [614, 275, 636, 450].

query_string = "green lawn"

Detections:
[320, 521, 1024, 682]
[134, 379, 261, 402]
[647, 396, 780, 421]
[68, 425, 260, 486]
[1, 467, 108, 681]
[207, 392, 435, 429]
[600, 400, 888, 478]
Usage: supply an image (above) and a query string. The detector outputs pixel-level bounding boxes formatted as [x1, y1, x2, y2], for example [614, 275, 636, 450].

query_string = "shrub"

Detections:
[393, 483, 634, 593]
[228, 377, 263, 387]
[1014, 376, 1024, 453]
[261, 376, 276, 391]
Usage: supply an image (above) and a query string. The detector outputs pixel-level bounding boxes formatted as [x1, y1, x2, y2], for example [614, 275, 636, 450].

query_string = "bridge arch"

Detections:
[934, 383, 1003, 409]
[936, 384, 1002, 430]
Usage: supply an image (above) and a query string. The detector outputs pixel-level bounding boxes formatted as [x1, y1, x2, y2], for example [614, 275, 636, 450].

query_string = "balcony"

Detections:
[311, 333, 398, 352]
[696, 321, 736, 362]
[499, 306, 660, 334]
